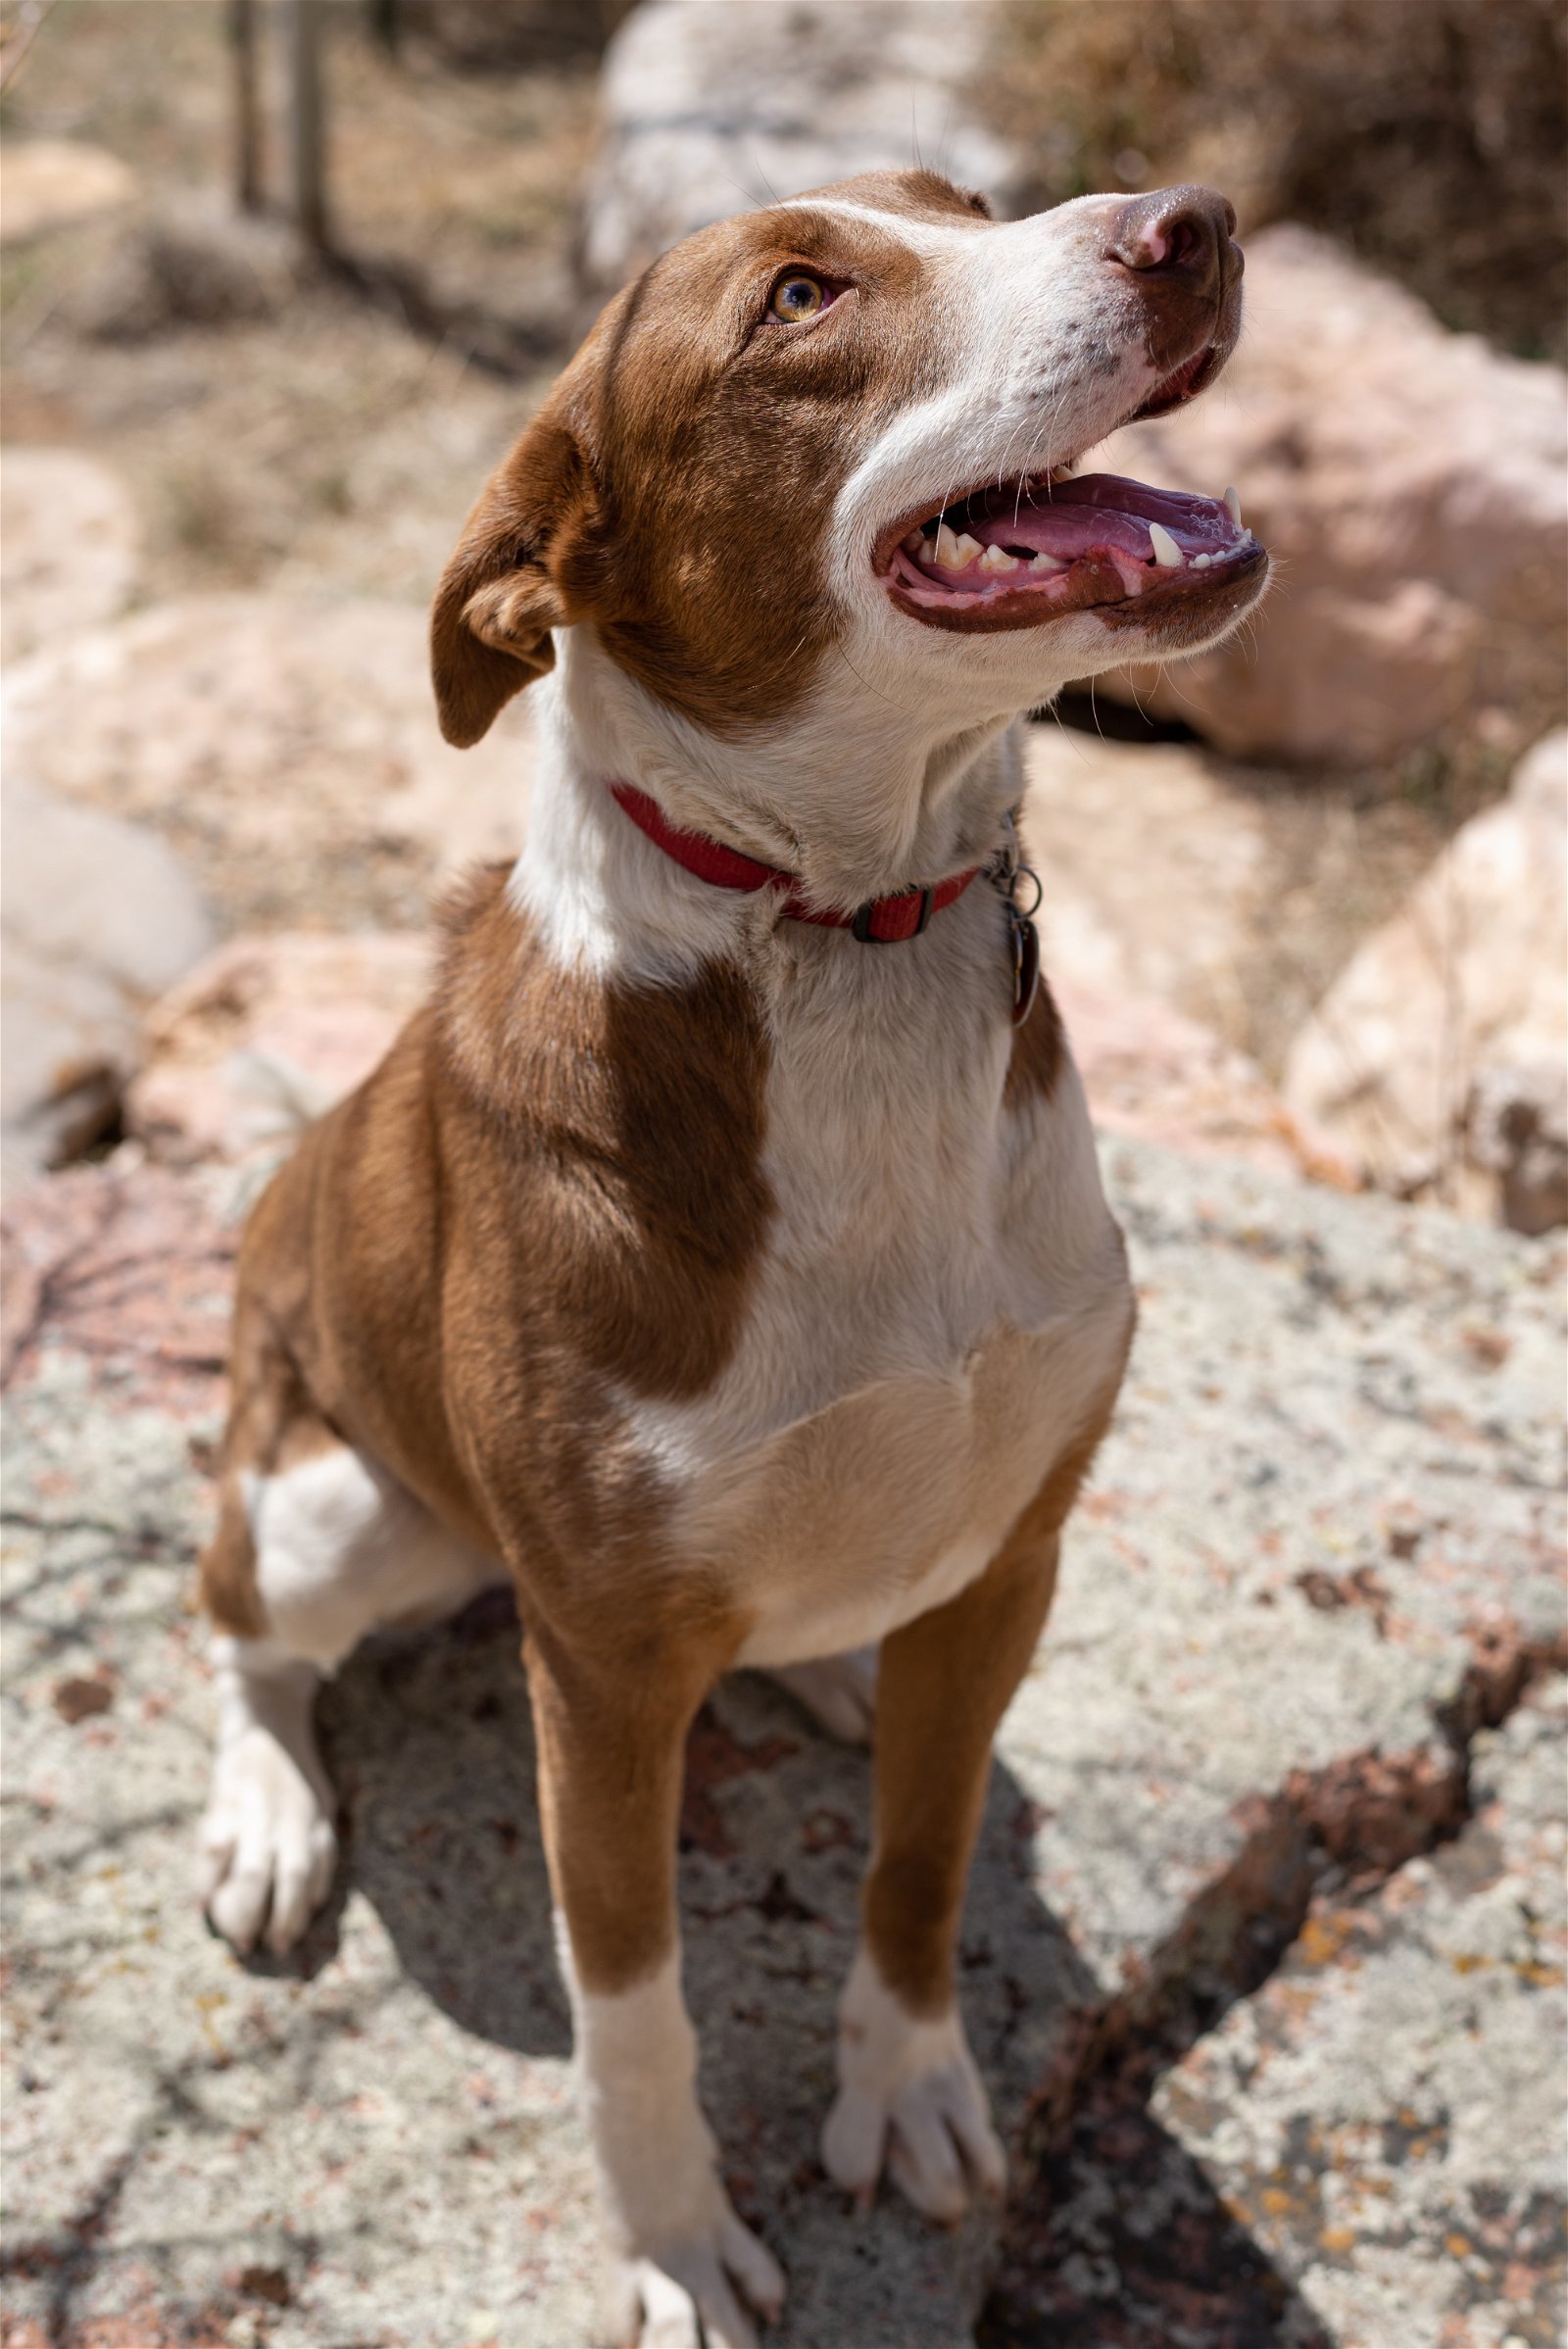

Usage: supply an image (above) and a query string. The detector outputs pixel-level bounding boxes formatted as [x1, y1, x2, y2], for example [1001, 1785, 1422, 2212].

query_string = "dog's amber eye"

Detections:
[768, 273, 825, 322]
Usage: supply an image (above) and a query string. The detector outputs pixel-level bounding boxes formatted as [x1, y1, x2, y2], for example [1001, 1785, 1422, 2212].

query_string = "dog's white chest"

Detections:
[630, 980, 1132, 1667]
[714, 1302, 1126, 1668]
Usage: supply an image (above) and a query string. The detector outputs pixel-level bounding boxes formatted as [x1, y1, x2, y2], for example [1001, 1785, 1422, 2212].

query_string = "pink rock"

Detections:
[1283, 729, 1567, 1225]
[1091, 226, 1567, 762]
[125, 931, 432, 1167]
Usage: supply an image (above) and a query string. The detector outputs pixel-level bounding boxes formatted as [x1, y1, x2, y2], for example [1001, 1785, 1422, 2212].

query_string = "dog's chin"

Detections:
[877, 472, 1268, 642]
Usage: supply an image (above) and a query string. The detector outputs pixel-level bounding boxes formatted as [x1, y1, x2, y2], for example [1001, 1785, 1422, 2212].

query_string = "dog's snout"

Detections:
[1106, 184, 1238, 297]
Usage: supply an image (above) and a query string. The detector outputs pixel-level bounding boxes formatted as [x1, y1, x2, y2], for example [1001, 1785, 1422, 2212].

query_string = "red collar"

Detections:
[610, 783, 981, 945]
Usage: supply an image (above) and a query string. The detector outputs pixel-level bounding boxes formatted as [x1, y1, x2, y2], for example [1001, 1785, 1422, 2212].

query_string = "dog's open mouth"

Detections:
[879, 472, 1265, 630]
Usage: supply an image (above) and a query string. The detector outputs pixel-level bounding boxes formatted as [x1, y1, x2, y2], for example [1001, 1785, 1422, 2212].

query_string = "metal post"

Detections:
[231, 0, 263, 213]
[288, 0, 328, 250]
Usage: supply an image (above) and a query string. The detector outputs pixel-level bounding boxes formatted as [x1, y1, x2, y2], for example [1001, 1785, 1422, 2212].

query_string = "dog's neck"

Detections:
[512, 626, 1028, 983]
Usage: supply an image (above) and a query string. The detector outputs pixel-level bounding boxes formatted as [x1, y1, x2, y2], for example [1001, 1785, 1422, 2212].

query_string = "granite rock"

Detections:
[1, 777, 214, 1189]
[1284, 730, 1568, 1228]
[2, 1141, 1561, 2346]
[0, 139, 136, 246]
[1148, 1677, 1567, 2349]
[124, 931, 434, 1167]
[0, 447, 141, 664]
[582, 0, 1019, 301]
[1, 595, 535, 933]
[1093, 228, 1568, 763]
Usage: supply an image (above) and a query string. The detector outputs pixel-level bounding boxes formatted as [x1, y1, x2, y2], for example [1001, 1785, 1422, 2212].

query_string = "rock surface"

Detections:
[582, 0, 1019, 298]
[1284, 730, 1568, 1229]
[1, 776, 214, 1190]
[0, 447, 141, 663]
[1022, 729, 1267, 1031]
[124, 932, 434, 1167]
[1, 595, 535, 933]
[3, 1138, 1561, 2346]
[1092, 228, 1568, 763]
[1151, 1676, 1567, 2349]
[0, 139, 136, 246]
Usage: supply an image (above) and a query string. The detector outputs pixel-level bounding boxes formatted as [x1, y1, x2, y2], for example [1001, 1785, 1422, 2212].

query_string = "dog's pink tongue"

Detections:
[971, 502, 1150, 563]
[969, 472, 1239, 563]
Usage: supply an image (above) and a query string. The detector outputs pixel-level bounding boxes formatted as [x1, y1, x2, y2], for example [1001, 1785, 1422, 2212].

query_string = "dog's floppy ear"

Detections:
[430, 406, 598, 748]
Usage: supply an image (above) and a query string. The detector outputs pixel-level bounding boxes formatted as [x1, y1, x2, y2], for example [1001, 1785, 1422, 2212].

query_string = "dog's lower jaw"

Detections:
[566, 1943, 787, 2348]
[821, 1948, 1005, 2222]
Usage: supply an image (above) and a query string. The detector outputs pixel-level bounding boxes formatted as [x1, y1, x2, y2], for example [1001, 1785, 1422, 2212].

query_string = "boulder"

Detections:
[1, 595, 535, 933]
[1092, 226, 1568, 763]
[125, 931, 433, 1167]
[1022, 727, 1267, 1028]
[1052, 979, 1347, 1187]
[1284, 729, 1568, 1229]
[582, 0, 1019, 299]
[1021, 728, 1362, 1183]
[1, 447, 140, 664]
[0, 139, 135, 246]
[1, 776, 214, 1189]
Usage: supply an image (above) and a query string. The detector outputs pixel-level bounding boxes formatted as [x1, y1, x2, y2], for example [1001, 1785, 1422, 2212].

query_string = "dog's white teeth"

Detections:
[1223, 484, 1243, 528]
[1192, 552, 1212, 568]
[951, 531, 982, 569]
[978, 544, 1019, 573]
[1030, 551, 1067, 573]
[904, 529, 926, 556]
[1149, 522, 1184, 569]
[933, 522, 961, 567]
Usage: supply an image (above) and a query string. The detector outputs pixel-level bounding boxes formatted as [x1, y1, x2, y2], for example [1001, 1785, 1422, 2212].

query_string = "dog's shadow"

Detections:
[313, 1600, 1329, 2349]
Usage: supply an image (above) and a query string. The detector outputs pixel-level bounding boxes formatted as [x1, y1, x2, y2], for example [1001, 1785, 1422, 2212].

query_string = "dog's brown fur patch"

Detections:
[430, 179, 980, 745]
[203, 868, 772, 1788]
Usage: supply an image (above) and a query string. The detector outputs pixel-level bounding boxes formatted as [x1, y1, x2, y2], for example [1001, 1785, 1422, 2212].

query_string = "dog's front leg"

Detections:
[527, 1628, 786, 2349]
[822, 1528, 1064, 2222]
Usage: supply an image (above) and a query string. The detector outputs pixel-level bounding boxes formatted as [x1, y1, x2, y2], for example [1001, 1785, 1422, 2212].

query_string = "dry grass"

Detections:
[982, 0, 1568, 361]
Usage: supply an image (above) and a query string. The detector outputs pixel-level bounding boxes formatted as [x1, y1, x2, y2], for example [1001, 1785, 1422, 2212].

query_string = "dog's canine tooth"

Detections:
[933, 521, 962, 567]
[1149, 522, 1184, 568]
[977, 544, 1019, 573]
[1223, 484, 1242, 528]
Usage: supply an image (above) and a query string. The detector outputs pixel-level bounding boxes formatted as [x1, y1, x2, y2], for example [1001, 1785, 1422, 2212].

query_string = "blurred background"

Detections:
[1, 10, 1564, 2349]
[2, 0, 1564, 1226]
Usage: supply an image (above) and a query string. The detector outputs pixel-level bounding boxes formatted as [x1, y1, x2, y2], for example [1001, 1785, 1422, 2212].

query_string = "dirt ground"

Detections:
[0, 0, 1507, 1076]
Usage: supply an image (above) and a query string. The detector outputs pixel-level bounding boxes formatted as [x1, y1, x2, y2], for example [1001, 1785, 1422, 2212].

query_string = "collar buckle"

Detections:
[852, 886, 932, 944]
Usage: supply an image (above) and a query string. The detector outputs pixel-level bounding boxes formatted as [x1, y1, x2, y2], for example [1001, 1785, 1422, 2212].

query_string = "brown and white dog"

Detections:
[197, 170, 1264, 2347]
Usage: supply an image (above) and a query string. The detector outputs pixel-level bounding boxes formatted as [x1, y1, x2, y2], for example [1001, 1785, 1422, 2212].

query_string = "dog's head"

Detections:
[432, 169, 1265, 752]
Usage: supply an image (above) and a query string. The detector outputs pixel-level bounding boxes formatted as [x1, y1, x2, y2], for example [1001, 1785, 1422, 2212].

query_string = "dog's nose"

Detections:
[1105, 185, 1238, 300]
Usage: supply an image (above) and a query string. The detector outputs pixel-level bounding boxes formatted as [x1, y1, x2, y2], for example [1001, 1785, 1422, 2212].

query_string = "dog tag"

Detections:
[1009, 907, 1041, 1027]
[992, 808, 1044, 1028]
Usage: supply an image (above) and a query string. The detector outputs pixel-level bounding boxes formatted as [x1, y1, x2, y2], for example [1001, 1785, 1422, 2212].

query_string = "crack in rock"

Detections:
[981, 1620, 1568, 2347]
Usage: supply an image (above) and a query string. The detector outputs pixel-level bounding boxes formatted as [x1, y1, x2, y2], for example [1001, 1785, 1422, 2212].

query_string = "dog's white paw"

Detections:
[821, 1952, 1004, 2222]
[763, 1644, 877, 1744]
[198, 1718, 337, 1956]
[620, 2209, 785, 2349]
